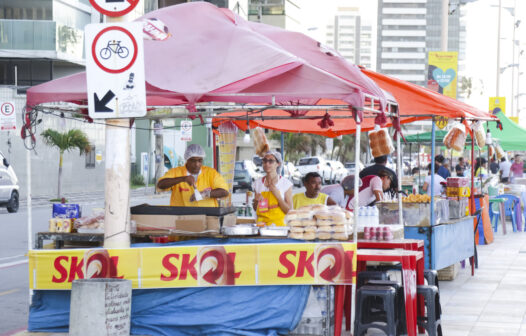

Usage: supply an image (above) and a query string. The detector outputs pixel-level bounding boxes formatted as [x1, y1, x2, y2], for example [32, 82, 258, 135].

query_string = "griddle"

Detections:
[130, 204, 236, 216]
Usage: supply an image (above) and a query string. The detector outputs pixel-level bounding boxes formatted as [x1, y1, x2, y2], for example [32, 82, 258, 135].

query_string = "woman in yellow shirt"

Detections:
[293, 172, 336, 209]
[252, 151, 293, 226]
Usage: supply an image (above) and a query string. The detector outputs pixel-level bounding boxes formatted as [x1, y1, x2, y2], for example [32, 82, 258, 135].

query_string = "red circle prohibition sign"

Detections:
[89, 0, 139, 17]
[1, 103, 14, 116]
[92, 26, 138, 74]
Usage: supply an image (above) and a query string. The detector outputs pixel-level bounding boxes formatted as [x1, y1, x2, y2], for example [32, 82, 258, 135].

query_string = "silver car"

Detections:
[0, 151, 19, 213]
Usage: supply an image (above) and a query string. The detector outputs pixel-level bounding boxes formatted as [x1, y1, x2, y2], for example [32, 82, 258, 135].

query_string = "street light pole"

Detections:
[511, 0, 518, 116]
[441, 0, 448, 51]
[496, 0, 502, 96]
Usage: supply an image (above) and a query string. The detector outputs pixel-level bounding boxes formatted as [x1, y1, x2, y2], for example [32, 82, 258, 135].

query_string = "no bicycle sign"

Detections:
[85, 22, 146, 119]
[89, 0, 140, 17]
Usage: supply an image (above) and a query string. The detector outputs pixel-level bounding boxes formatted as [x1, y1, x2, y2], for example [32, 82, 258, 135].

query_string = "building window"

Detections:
[85, 145, 96, 168]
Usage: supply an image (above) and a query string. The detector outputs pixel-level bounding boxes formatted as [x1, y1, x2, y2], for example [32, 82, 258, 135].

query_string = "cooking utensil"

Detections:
[222, 224, 259, 236]
[259, 227, 289, 237]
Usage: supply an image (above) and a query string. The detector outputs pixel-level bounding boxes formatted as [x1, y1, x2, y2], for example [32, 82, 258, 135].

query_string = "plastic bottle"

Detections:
[373, 206, 379, 226]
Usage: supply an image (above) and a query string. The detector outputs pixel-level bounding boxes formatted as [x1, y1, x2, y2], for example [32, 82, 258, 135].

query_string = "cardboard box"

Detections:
[446, 187, 470, 197]
[446, 177, 469, 188]
[206, 213, 236, 233]
[132, 214, 207, 232]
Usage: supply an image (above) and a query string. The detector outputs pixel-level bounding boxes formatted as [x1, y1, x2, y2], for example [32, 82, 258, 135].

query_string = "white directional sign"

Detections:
[0, 101, 16, 131]
[89, 0, 140, 17]
[86, 22, 146, 119]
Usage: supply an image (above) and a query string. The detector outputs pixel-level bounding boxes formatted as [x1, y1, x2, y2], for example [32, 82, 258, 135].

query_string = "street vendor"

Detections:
[323, 171, 392, 210]
[359, 155, 398, 196]
[293, 172, 336, 209]
[252, 151, 293, 226]
[157, 144, 229, 207]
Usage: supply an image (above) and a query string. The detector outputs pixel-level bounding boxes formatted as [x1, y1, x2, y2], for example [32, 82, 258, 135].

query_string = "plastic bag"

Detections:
[252, 127, 270, 156]
[368, 127, 394, 158]
[443, 123, 467, 152]
[495, 144, 505, 160]
[472, 121, 486, 148]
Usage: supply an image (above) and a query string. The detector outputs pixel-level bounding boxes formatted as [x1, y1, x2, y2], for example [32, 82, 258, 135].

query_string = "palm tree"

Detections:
[41, 129, 91, 198]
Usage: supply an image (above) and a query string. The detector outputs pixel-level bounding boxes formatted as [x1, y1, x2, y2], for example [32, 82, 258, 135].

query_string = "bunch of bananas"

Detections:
[402, 193, 431, 203]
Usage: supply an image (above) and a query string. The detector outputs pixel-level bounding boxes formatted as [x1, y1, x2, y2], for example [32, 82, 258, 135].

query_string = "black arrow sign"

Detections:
[94, 90, 115, 112]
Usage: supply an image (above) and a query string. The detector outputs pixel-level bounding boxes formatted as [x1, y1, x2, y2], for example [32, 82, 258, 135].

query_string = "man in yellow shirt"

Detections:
[157, 144, 229, 207]
[293, 172, 336, 209]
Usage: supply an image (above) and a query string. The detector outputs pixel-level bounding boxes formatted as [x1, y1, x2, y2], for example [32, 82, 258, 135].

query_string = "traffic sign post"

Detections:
[0, 101, 17, 131]
[85, 22, 146, 119]
[89, 0, 140, 17]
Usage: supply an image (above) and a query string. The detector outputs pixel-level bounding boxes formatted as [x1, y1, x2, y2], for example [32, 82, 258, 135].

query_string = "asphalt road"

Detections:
[0, 189, 264, 335]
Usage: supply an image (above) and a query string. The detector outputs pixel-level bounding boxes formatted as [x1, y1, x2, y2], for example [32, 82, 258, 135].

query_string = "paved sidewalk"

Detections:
[440, 223, 526, 336]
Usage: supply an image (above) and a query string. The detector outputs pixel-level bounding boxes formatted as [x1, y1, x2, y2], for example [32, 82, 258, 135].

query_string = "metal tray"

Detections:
[130, 204, 236, 216]
[259, 227, 289, 237]
[222, 225, 259, 236]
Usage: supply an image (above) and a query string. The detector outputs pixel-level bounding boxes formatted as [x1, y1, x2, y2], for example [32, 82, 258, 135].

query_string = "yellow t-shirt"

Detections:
[293, 192, 329, 209]
[159, 165, 229, 207]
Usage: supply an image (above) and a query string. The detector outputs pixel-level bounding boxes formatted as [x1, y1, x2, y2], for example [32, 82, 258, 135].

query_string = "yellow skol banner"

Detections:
[29, 243, 356, 290]
[427, 51, 458, 99]
[489, 96, 506, 115]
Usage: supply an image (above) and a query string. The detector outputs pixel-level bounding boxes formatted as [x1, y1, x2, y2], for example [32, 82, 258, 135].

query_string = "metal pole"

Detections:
[496, 0, 502, 96]
[397, 131, 403, 226]
[26, 140, 33, 304]
[441, 0, 449, 51]
[280, 131, 284, 175]
[430, 118, 436, 230]
[511, 0, 517, 116]
[351, 122, 361, 335]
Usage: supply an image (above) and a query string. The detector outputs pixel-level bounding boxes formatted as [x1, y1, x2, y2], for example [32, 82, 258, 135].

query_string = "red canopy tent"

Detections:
[27, 2, 387, 116]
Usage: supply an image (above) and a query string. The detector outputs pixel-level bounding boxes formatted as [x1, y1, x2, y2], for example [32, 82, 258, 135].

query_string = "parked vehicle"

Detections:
[0, 151, 19, 213]
[296, 156, 332, 182]
[326, 160, 347, 183]
[344, 161, 364, 176]
[233, 160, 262, 193]
[283, 161, 302, 187]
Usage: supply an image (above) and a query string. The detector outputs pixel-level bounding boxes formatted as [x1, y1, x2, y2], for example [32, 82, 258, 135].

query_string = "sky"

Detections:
[298, 0, 526, 125]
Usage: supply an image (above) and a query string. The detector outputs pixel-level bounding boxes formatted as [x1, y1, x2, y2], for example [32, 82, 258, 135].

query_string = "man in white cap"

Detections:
[157, 144, 229, 207]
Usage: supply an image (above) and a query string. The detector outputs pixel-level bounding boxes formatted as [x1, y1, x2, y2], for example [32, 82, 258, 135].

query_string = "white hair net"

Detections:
[184, 144, 206, 161]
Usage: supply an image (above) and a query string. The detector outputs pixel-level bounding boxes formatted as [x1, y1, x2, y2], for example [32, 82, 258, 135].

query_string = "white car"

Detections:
[344, 161, 364, 176]
[283, 162, 302, 187]
[0, 151, 19, 213]
[296, 156, 332, 183]
[326, 161, 348, 183]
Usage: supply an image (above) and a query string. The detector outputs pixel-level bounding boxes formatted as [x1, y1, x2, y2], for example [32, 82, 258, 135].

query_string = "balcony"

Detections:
[0, 19, 84, 62]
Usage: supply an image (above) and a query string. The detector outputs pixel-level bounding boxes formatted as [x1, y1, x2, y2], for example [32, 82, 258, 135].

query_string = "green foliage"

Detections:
[130, 174, 145, 186]
[41, 129, 91, 155]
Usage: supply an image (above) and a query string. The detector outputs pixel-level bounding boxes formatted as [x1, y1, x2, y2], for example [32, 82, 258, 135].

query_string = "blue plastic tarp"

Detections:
[28, 238, 310, 336]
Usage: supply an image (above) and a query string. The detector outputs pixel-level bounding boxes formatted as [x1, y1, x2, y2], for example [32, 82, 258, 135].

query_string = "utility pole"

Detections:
[496, 0, 502, 96]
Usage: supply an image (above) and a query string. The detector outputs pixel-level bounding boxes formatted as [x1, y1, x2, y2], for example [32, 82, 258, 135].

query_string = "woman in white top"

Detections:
[423, 163, 445, 196]
[252, 151, 293, 226]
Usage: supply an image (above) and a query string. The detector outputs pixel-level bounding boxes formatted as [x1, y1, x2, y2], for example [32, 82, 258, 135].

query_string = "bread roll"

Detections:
[332, 225, 347, 233]
[288, 220, 303, 227]
[290, 226, 304, 234]
[304, 226, 317, 233]
[317, 225, 333, 232]
[303, 232, 316, 240]
[316, 231, 331, 240]
[301, 219, 317, 227]
[289, 232, 304, 240]
[332, 232, 349, 241]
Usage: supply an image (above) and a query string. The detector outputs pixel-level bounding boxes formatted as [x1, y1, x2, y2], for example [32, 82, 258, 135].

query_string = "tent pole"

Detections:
[430, 118, 436, 247]
[397, 130, 403, 226]
[351, 122, 361, 336]
[280, 132, 284, 175]
[26, 141, 33, 304]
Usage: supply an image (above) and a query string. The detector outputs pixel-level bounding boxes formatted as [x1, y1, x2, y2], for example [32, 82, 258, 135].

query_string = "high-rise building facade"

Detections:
[325, 7, 375, 69]
[376, 0, 463, 87]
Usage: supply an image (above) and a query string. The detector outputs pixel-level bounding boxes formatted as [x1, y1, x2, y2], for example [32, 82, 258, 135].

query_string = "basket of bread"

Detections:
[285, 204, 353, 241]
[368, 127, 394, 158]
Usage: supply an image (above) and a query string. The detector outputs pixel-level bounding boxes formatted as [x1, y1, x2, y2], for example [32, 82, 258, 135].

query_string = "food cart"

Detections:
[23, 3, 396, 335]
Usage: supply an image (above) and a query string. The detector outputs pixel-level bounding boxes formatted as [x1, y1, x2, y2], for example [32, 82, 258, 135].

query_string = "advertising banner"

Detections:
[427, 51, 458, 99]
[489, 97, 506, 115]
[29, 243, 356, 290]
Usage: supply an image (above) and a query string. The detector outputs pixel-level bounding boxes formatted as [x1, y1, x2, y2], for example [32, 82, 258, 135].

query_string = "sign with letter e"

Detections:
[86, 22, 146, 119]
[0, 101, 16, 131]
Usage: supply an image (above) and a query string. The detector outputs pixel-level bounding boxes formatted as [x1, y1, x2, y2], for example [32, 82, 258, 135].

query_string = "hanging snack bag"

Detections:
[253, 127, 270, 156]
[488, 145, 495, 158]
[495, 144, 505, 160]
[443, 123, 467, 152]
[368, 127, 394, 158]
[471, 121, 486, 148]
